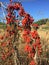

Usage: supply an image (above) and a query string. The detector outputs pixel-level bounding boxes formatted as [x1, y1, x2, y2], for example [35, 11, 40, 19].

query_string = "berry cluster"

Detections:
[0, 0, 42, 65]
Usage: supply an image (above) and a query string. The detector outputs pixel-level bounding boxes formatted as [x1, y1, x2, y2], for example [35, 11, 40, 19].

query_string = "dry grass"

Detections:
[0, 24, 49, 65]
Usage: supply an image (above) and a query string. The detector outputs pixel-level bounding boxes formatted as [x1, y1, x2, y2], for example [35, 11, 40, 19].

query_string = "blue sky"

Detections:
[0, 0, 49, 22]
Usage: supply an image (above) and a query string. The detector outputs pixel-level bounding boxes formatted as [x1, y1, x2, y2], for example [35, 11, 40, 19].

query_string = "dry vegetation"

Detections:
[0, 23, 49, 65]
